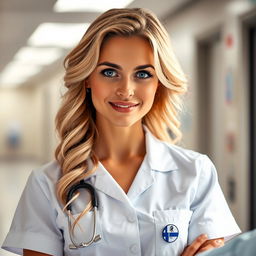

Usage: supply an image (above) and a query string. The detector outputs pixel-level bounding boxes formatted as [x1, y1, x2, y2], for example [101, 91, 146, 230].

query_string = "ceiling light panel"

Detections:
[14, 47, 63, 65]
[28, 23, 90, 48]
[54, 0, 134, 12]
[227, 0, 253, 15]
[0, 76, 27, 88]
[0, 61, 41, 86]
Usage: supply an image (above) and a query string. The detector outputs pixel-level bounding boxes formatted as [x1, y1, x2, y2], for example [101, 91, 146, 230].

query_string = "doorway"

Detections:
[249, 25, 256, 229]
[197, 31, 226, 192]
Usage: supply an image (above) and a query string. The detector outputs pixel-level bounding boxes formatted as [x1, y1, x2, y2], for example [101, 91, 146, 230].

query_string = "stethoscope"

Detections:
[66, 180, 101, 249]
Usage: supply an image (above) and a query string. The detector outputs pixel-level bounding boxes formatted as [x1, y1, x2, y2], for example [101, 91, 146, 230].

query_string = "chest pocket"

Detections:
[64, 210, 104, 256]
[153, 209, 192, 256]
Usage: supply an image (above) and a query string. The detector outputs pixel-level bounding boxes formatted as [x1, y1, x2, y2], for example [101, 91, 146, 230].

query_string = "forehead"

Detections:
[98, 36, 154, 66]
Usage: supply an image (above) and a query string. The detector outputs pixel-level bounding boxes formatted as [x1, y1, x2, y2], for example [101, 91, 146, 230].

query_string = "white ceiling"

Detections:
[0, 0, 196, 86]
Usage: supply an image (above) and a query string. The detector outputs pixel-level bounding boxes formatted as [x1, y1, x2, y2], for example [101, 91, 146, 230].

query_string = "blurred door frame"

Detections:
[196, 30, 223, 158]
[248, 22, 256, 230]
[196, 30, 228, 194]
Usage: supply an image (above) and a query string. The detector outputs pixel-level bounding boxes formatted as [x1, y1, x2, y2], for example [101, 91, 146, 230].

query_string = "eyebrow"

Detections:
[97, 61, 155, 70]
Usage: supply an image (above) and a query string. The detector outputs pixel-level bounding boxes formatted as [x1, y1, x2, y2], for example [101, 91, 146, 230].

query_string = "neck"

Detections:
[93, 121, 146, 162]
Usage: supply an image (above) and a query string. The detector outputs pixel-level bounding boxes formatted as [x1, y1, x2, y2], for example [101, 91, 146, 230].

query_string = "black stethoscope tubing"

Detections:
[66, 180, 101, 249]
[67, 180, 99, 212]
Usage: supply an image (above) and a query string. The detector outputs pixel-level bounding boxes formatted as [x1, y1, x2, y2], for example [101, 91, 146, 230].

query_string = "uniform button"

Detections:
[127, 214, 136, 223]
[130, 244, 139, 254]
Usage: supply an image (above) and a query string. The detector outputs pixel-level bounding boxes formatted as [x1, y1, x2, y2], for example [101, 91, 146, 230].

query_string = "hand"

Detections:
[181, 234, 224, 256]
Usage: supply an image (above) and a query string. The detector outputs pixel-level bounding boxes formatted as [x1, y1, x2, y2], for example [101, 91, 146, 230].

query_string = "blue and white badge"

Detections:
[162, 224, 179, 243]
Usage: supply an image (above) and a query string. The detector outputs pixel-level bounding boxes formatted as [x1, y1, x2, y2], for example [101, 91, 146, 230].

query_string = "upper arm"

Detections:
[2, 171, 63, 255]
[188, 156, 240, 243]
[23, 249, 53, 256]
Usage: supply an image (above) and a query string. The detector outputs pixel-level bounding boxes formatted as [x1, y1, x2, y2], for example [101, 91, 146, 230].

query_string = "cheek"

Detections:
[92, 85, 103, 100]
[88, 73, 111, 103]
[91, 82, 110, 103]
[141, 85, 158, 105]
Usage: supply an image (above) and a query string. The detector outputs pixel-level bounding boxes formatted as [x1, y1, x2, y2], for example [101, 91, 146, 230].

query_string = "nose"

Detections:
[115, 79, 134, 99]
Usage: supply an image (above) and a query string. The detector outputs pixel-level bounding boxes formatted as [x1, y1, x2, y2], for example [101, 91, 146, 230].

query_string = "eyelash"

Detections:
[100, 69, 153, 79]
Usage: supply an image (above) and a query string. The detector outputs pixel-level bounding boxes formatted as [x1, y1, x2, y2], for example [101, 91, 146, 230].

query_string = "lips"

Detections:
[109, 101, 140, 112]
[110, 102, 139, 108]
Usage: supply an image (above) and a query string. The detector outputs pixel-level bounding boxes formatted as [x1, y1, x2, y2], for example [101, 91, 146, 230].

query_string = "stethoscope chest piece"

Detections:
[66, 180, 101, 249]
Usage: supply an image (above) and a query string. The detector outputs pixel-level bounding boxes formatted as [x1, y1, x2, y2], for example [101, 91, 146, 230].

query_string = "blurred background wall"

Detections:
[0, 0, 256, 255]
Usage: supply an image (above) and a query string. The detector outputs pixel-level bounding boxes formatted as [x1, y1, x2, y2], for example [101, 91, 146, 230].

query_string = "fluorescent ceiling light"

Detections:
[14, 47, 63, 65]
[0, 76, 27, 88]
[28, 23, 89, 48]
[0, 61, 41, 86]
[54, 0, 134, 12]
[227, 0, 253, 15]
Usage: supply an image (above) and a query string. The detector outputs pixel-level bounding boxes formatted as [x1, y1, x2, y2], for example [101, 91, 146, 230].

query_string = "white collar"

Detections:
[84, 126, 179, 202]
[143, 125, 178, 172]
[87, 125, 178, 177]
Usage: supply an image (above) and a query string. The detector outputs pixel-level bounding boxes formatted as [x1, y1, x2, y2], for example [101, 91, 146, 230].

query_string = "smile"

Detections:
[109, 102, 140, 112]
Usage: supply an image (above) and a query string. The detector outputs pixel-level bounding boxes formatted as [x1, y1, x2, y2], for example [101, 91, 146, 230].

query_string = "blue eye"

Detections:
[136, 71, 152, 79]
[101, 69, 117, 77]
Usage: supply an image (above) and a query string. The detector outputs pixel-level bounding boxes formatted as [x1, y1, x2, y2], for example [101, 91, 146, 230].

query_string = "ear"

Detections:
[85, 79, 90, 88]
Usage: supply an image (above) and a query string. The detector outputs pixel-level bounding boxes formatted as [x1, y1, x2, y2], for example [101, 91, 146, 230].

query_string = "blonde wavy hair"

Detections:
[55, 8, 187, 225]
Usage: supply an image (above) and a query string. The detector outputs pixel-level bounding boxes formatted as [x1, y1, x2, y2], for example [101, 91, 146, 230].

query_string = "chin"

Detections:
[109, 117, 142, 128]
[111, 121, 137, 128]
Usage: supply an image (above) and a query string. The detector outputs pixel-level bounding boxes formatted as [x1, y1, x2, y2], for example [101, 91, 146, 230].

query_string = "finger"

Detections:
[181, 234, 208, 256]
[182, 234, 208, 255]
[196, 239, 224, 254]
[201, 238, 224, 250]
[214, 239, 224, 248]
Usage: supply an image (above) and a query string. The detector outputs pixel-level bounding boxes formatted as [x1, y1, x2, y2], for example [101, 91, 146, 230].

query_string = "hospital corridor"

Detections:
[0, 0, 256, 255]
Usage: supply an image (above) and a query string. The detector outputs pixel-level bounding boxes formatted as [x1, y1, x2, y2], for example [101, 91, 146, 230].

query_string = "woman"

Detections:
[2, 8, 240, 256]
